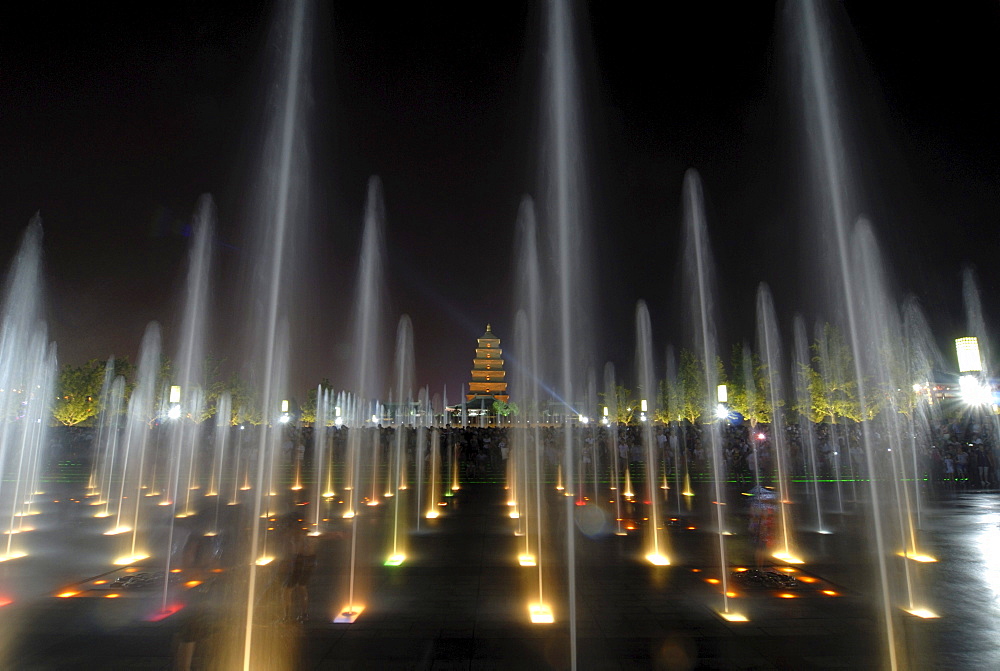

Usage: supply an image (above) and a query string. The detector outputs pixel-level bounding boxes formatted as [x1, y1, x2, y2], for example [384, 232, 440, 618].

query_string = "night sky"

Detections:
[2, 2, 999, 397]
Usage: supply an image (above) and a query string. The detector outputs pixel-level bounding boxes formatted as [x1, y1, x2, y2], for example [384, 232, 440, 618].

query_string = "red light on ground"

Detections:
[105, 593, 121, 599]
[705, 578, 721, 584]
[56, 591, 79, 598]
[822, 590, 839, 596]
[146, 604, 184, 622]
[777, 593, 797, 599]
[575, 500, 586, 506]
[0, 597, 12, 607]
[93, 580, 108, 585]
[691, 568, 701, 573]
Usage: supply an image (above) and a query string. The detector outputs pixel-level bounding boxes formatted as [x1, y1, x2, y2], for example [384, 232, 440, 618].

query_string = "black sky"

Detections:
[2, 1, 999, 396]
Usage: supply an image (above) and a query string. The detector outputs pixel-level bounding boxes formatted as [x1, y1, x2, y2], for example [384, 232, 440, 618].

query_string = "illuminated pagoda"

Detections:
[466, 324, 509, 408]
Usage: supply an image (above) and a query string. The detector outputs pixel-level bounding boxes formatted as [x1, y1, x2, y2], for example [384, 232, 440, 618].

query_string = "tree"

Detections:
[655, 377, 681, 424]
[492, 400, 519, 424]
[728, 345, 771, 427]
[599, 385, 637, 424]
[810, 324, 864, 423]
[678, 349, 728, 425]
[52, 360, 110, 426]
[300, 378, 333, 425]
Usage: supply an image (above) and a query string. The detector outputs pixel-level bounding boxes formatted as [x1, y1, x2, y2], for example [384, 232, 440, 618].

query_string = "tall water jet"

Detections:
[756, 284, 799, 563]
[337, 176, 387, 623]
[114, 323, 161, 564]
[541, 0, 594, 646]
[853, 224, 935, 628]
[1, 220, 56, 562]
[900, 297, 937, 531]
[160, 197, 214, 620]
[603, 362, 624, 534]
[89, 360, 120, 507]
[681, 169, 734, 617]
[792, 316, 827, 533]
[636, 301, 668, 565]
[663, 345, 687, 512]
[387, 315, 414, 565]
[794, 1, 902, 663]
[238, 0, 311, 664]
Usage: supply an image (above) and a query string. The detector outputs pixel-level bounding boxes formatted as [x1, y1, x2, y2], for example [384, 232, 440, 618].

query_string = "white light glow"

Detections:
[529, 603, 554, 623]
[956, 337, 983, 373]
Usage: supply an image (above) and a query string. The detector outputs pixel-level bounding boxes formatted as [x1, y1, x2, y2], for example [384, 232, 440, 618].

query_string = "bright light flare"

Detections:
[425, 511, 439, 519]
[56, 590, 79, 598]
[384, 554, 406, 566]
[0, 551, 27, 562]
[772, 552, 805, 564]
[0, 597, 11, 607]
[114, 554, 149, 565]
[898, 552, 937, 563]
[777, 593, 798, 599]
[103, 526, 131, 536]
[105, 593, 121, 599]
[528, 603, 554, 624]
[509, 511, 520, 519]
[718, 611, 749, 622]
[645, 553, 670, 566]
[518, 554, 536, 567]
[184, 580, 202, 588]
[960, 374, 993, 406]
[255, 556, 274, 566]
[904, 607, 939, 619]
[334, 605, 365, 623]
[343, 511, 355, 519]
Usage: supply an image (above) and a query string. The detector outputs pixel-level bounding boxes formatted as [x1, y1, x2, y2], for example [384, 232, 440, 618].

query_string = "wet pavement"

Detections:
[1, 482, 998, 669]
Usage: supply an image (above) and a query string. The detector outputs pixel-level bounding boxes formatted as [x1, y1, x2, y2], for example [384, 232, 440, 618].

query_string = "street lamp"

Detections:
[715, 384, 728, 420]
[167, 385, 182, 419]
[956, 337, 983, 373]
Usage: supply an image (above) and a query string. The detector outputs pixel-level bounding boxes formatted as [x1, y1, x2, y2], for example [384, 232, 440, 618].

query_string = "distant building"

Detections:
[466, 324, 509, 408]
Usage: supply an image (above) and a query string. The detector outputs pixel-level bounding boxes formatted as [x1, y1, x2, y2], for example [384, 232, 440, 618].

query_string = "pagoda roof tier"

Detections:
[472, 369, 506, 378]
[465, 394, 509, 404]
[473, 359, 504, 368]
[475, 348, 501, 357]
[469, 382, 507, 392]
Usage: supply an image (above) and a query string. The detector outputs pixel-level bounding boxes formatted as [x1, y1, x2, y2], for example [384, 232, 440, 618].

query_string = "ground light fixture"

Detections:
[528, 603, 554, 624]
[334, 605, 364, 623]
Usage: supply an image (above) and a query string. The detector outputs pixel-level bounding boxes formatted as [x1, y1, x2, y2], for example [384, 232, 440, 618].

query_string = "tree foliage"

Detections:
[727, 345, 771, 426]
[600, 385, 637, 424]
[52, 359, 116, 426]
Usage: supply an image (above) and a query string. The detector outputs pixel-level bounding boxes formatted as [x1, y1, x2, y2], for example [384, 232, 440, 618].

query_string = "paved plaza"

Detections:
[1, 480, 997, 670]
